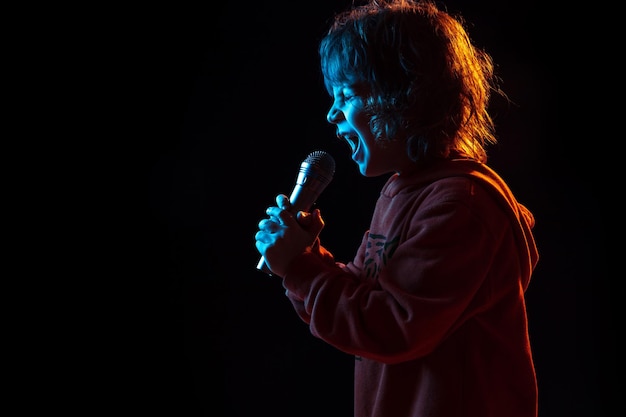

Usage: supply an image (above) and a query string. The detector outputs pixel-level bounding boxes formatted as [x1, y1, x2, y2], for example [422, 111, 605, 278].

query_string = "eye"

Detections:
[342, 88, 356, 101]
[345, 94, 365, 108]
[342, 85, 367, 107]
[329, 84, 366, 108]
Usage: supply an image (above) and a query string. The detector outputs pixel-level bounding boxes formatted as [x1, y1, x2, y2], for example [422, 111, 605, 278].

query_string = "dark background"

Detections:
[138, 1, 613, 416]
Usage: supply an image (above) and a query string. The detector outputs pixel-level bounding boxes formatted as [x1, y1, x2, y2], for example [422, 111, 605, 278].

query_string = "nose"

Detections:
[326, 103, 343, 124]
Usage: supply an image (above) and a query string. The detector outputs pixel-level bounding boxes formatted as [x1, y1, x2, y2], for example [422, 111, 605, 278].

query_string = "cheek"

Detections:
[348, 108, 372, 135]
[356, 115, 378, 148]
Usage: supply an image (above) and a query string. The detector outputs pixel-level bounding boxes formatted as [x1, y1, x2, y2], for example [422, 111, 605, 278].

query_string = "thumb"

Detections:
[297, 208, 325, 237]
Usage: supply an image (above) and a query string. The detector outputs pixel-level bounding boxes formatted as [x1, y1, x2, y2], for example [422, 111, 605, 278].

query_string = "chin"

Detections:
[362, 168, 378, 177]
[358, 164, 369, 176]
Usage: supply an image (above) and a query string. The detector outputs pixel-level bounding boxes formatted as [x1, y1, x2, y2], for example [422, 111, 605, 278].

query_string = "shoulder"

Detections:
[380, 169, 510, 232]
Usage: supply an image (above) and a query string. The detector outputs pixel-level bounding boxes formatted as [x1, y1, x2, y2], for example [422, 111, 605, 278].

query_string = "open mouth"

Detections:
[337, 132, 358, 155]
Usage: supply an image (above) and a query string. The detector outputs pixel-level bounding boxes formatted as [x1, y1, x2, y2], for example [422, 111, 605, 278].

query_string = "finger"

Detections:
[255, 239, 269, 253]
[276, 194, 292, 211]
[266, 206, 293, 224]
[296, 210, 312, 226]
[277, 209, 295, 226]
[255, 231, 271, 244]
[266, 206, 280, 219]
[309, 209, 325, 235]
[258, 218, 274, 230]
[259, 218, 284, 236]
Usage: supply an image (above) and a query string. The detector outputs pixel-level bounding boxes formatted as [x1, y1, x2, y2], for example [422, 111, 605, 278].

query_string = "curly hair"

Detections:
[319, 0, 503, 165]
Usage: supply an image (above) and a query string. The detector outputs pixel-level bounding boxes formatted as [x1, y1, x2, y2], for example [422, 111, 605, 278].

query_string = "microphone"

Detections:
[257, 150, 336, 274]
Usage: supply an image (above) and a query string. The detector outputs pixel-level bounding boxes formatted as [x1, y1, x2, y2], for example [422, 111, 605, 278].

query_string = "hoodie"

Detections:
[282, 158, 539, 417]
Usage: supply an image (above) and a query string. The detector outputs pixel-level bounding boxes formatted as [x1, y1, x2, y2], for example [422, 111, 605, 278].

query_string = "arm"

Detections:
[281, 181, 514, 364]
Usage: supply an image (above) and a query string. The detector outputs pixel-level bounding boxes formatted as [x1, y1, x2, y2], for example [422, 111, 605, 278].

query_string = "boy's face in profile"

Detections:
[326, 82, 412, 177]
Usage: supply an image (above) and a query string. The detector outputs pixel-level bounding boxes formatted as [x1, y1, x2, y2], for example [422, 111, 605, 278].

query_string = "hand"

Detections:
[255, 194, 325, 277]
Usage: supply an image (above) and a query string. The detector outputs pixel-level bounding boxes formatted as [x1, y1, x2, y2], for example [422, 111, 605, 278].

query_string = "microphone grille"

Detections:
[305, 150, 336, 177]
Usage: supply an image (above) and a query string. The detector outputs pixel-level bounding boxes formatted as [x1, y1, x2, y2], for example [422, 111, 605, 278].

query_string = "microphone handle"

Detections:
[257, 255, 271, 274]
